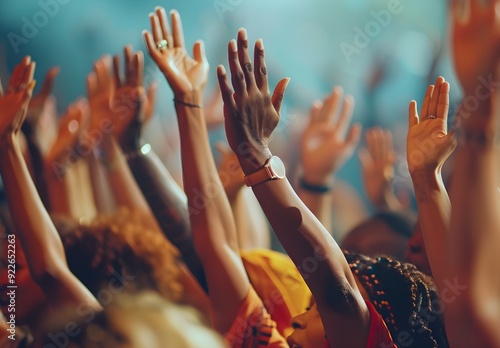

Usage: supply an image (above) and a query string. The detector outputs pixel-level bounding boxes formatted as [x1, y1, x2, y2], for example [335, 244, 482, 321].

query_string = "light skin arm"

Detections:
[44, 99, 88, 216]
[144, 8, 248, 332]
[299, 88, 361, 229]
[216, 142, 270, 249]
[406, 76, 456, 292]
[21, 67, 59, 210]
[446, 1, 500, 346]
[217, 31, 370, 348]
[359, 127, 403, 211]
[0, 57, 100, 311]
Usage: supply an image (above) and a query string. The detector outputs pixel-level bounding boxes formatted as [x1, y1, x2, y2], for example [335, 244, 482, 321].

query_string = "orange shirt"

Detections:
[225, 287, 288, 348]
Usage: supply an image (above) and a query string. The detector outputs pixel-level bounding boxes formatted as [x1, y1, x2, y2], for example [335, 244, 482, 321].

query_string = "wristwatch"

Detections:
[244, 156, 286, 187]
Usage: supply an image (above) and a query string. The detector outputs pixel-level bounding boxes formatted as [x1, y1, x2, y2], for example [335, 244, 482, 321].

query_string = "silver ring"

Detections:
[156, 39, 168, 50]
[426, 115, 437, 119]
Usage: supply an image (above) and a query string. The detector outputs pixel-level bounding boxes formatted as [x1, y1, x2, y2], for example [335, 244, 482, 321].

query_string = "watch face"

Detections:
[269, 156, 286, 179]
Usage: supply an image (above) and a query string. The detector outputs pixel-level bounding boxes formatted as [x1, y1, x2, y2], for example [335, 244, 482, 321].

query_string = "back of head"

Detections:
[345, 252, 449, 348]
[342, 210, 416, 260]
[60, 208, 183, 303]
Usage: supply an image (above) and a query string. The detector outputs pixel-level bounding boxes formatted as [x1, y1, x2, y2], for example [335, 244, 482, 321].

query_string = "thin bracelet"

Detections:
[124, 143, 152, 161]
[173, 99, 203, 109]
[299, 178, 332, 194]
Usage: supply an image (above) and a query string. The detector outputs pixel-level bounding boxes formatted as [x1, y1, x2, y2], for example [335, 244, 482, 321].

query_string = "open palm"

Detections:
[407, 77, 456, 175]
[144, 8, 208, 97]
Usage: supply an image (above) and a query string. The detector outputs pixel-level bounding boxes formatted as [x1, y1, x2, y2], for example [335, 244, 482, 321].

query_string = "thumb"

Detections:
[272, 78, 290, 115]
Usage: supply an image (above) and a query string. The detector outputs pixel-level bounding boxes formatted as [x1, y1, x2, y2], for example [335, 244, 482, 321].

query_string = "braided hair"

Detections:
[345, 252, 449, 348]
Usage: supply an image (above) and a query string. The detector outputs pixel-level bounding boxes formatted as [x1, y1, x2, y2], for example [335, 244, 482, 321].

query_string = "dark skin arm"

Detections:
[217, 30, 370, 348]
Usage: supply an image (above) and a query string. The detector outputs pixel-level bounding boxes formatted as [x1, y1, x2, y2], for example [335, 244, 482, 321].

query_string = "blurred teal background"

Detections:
[0, 0, 460, 232]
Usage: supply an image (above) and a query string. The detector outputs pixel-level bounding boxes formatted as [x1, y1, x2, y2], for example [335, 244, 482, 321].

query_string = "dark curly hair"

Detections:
[59, 208, 183, 303]
[345, 252, 449, 348]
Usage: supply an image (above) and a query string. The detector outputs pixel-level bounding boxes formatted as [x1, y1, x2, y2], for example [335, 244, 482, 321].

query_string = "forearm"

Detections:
[0, 136, 99, 309]
[126, 147, 207, 291]
[176, 101, 239, 253]
[44, 165, 72, 216]
[87, 149, 116, 214]
[176, 97, 250, 332]
[100, 135, 151, 212]
[297, 188, 332, 233]
[230, 187, 270, 249]
[22, 127, 51, 209]
[411, 170, 450, 287]
[250, 176, 370, 347]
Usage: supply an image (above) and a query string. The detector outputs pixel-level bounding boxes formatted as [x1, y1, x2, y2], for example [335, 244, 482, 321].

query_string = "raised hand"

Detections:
[112, 45, 157, 151]
[45, 99, 89, 165]
[0, 56, 36, 141]
[217, 29, 290, 174]
[86, 55, 114, 142]
[452, 0, 500, 95]
[144, 8, 209, 98]
[25, 66, 58, 131]
[359, 127, 397, 208]
[301, 87, 361, 185]
[407, 77, 456, 176]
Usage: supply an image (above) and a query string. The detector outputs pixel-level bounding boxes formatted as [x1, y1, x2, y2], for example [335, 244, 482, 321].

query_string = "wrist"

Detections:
[301, 171, 334, 187]
[173, 91, 203, 108]
[235, 146, 272, 176]
[410, 169, 442, 190]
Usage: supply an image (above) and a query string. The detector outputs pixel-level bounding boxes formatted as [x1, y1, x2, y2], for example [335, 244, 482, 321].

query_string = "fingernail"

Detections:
[229, 40, 237, 52]
[256, 38, 264, 50]
[218, 65, 226, 75]
[239, 28, 247, 40]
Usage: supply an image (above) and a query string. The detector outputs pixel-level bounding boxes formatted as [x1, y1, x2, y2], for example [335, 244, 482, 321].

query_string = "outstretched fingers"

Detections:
[217, 65, 237, 113]
[237, 29, 256, 90]
[156, 7, 173, 46]
[271, 78, 290, 115]
[170, 10, 185, 49]
[228, 40, 246, 95]
[253, 39, 268, 92]
[37, 67, 59, 100]
[409, 100, 419, 128]
[437, 81, 450, 125]
[334, 95, 355, 138]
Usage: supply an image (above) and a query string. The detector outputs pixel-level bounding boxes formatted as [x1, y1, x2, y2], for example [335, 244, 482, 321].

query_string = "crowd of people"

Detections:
[0, 1, 499, 347]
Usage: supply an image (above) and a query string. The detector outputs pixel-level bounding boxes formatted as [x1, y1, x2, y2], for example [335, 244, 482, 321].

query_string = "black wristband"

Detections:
[299, 178, 332, 194]
[173, 99, 203, 109]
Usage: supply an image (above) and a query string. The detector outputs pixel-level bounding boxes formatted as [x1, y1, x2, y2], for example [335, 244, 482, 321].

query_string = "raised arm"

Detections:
[44, 99, 88, 216]
[406, 76, 456, 290]
[144, 8, 248, 332]
[217, 30, 371, 347]
[359, 127, 403, 211]
[446, 1, 500, 346]
[0, 57, 100, 311]
[111, 44, 207, 291]
[299, 87, 361, 229]
[21, 67, 59, 209]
